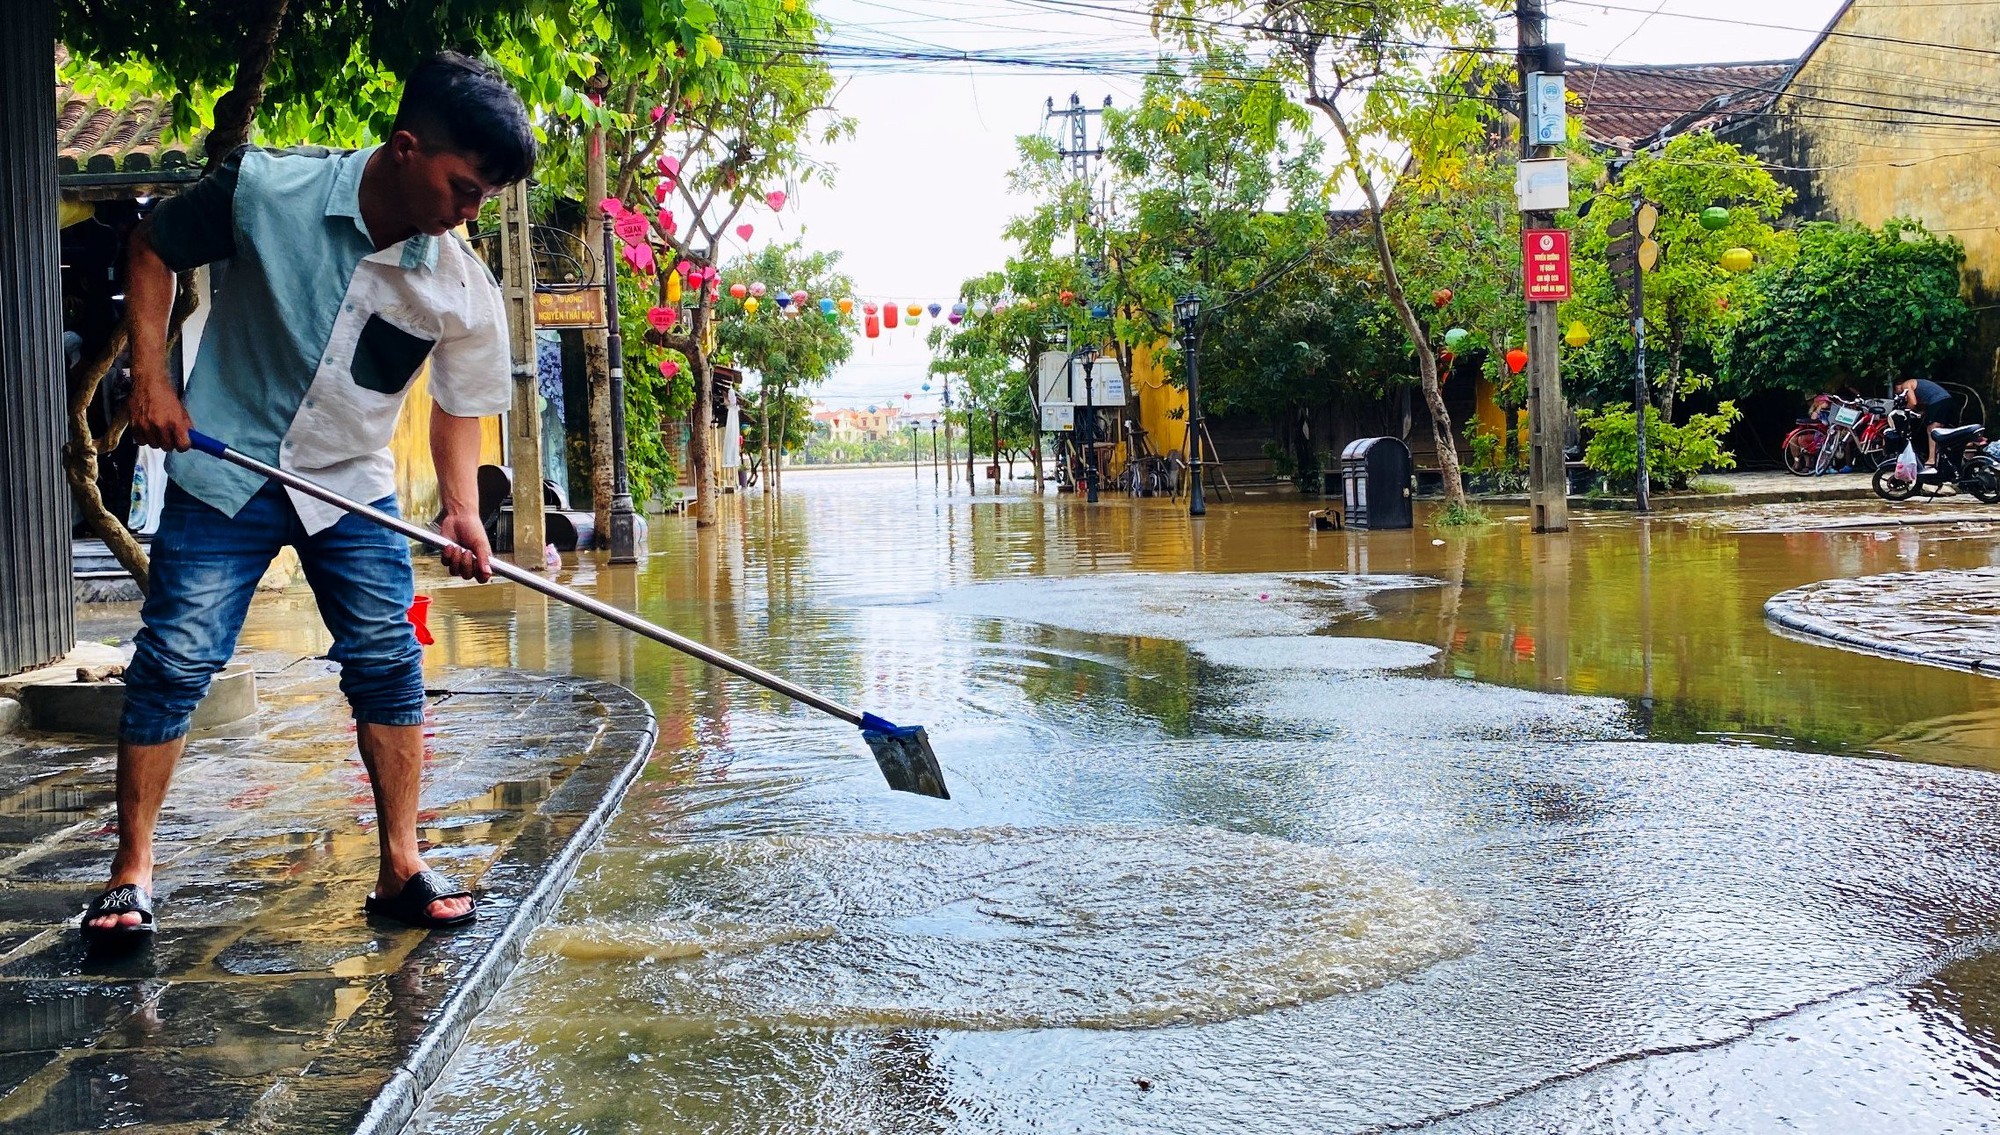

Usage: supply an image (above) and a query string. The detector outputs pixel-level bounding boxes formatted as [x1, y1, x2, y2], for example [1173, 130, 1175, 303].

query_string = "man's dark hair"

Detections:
[391, 52, 536, 186]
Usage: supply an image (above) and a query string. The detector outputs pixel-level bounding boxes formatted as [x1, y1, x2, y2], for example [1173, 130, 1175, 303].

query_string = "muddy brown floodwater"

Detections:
[236, 469, 2000, 1133]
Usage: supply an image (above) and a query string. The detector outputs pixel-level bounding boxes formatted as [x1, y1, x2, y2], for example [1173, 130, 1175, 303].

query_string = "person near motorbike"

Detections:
[1896, 377, 1957, 471]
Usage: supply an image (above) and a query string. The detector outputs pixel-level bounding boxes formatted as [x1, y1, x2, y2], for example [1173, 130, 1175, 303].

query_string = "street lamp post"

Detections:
[602, 214, 645, 561]
[1077, 345, 1101, 503]
[1174, 292, 1205, 517]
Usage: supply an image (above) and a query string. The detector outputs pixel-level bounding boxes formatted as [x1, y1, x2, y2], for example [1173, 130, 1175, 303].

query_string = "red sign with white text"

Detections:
[1523, 228, 1571, 301]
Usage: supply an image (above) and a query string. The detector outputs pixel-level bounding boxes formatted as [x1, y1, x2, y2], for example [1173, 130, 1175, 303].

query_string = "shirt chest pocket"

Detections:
[350, 313, 436, 395]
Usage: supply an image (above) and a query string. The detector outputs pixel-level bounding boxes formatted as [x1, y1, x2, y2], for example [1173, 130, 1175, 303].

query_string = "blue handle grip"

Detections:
[187, 430, 226, 457]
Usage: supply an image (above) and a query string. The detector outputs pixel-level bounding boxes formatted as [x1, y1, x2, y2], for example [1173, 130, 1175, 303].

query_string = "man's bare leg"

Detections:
[355, 722, 473, 922]
[86, 737, 186, 932]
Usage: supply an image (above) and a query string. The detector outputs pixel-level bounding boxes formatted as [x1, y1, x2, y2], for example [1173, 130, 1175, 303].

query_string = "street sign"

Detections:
[533, 287, 606, 329]
[1523, 228, 1572, 302]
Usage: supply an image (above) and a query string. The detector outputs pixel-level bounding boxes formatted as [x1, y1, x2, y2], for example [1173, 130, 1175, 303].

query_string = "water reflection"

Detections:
[223, 470, 2000, 1133]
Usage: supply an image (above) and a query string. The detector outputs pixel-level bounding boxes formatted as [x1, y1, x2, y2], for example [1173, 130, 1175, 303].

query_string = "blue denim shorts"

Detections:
[121, 480, 425, 744]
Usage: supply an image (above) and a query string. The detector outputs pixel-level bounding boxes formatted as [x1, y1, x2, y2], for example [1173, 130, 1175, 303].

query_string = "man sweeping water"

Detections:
[84, 52, 534, 942]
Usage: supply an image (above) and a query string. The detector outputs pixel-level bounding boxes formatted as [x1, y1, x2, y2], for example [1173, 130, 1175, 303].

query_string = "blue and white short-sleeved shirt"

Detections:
[148, 144, 511, 534]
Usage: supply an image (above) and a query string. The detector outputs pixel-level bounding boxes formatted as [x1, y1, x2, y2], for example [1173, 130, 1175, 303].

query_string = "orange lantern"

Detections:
[1505, 348, 1528, 374]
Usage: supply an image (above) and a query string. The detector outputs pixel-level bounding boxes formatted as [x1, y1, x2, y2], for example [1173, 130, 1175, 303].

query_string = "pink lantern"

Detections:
[749, 282, 767, 297]
[650, 105, 667, 122]
[654, 182, 669, 205]
[658, 209, 676, 235]
[736, 223, 754, 241]
[613, 210, 650, 247]
[675, 259, 694, 279]
[791, 289, 808, 307]
[660, 359, 680, 379]
[599, 197, 626, 219]
[657, 155, 680, 178]
[947, 312, 963, 325]
[765, 190, 787, 212]
[645, 306, 674, 333]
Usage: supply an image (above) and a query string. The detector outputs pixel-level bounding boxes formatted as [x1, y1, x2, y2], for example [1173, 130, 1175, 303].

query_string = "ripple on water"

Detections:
[541, 824, 1476, 1031]
[919, 572, 1436, 643]
[1191, 635, 1439, 671]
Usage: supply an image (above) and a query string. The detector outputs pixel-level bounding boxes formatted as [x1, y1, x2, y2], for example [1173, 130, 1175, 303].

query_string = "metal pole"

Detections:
[991, 409, 1001, 489]
[1082, 359, 1100, 503]
[1519, 0, 1570, 533]
[1632, 211, 1651, 513]
[931, 422, 939, 486]
[943, 382, 955, 490]
[602, 215, 644, 562]
[911, 425, 920, 480]
[1186, 324, 1206, 517]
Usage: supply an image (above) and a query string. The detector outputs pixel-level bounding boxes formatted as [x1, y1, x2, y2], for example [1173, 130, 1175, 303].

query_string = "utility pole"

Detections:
[1518, 0, 1570, 533]
[498, 180, 545, 568]
[1045, 93, 1111, 184]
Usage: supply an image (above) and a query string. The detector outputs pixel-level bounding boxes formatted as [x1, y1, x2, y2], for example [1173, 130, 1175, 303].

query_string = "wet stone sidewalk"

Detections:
[1765, 567, 2000, 676]
[0, 660, 655, 1135]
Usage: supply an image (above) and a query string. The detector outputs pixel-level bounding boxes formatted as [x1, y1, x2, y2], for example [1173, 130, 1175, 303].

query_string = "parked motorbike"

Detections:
[1871, 407, 2000, 502]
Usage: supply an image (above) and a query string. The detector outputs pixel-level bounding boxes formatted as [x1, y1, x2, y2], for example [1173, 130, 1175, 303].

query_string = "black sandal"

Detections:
[364, 869, 477, 929]
[79, 883, 156, 944]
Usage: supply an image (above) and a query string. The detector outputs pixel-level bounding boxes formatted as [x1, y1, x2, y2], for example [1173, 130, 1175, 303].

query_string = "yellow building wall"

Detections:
[1130, 340, 1190, 463]
[1773, 1, 2000, 378]
[389, 364, 506, 521]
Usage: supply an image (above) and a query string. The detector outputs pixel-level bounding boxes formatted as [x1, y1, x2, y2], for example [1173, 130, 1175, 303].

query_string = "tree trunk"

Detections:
[760, 382, 773, 494]
[1503, 406, 1522, 471]
[584, 130, 614, 543]
[689, 308, 715, 527]
[203, 0, 291, 162]
[1308, 87, 1465, 507]
[1662, 336, 1684, 422]
[773, 381, 786, 493]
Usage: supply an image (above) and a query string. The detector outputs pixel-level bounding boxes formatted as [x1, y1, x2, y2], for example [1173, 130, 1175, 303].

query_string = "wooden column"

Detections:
[499, 180, 545, 566]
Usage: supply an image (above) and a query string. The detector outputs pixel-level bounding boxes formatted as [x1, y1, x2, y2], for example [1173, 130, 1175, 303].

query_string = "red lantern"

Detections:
[1432, 288, 1453, 308]
[1438, 349, 1455, 368]
[1505, 348, 1528, 374]
[865, 314, 880, 339]
[729, 282, 748, 300]
[884, 304, 900, 329]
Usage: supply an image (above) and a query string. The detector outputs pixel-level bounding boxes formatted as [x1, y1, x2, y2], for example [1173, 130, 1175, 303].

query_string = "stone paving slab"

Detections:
[1765, 567, 2000, 676]
[0, 660, 655, 1134]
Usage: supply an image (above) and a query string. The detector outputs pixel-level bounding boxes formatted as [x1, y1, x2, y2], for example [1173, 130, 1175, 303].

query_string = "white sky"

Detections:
[749, 0, 1848, 409]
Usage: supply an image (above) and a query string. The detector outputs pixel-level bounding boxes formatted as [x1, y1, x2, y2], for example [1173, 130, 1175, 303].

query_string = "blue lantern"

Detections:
[1090, 303, 1110, 319]
[927, 303, 942, 318]
[950, 302, 968, 317]
[921, 382, 931, 392]
[776, 293, 792, 310]
[819, 297, 835, 314]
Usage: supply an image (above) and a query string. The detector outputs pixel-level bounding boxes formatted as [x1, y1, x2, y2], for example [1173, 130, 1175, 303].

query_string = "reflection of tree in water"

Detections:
[1909, 953, 2000, 1094]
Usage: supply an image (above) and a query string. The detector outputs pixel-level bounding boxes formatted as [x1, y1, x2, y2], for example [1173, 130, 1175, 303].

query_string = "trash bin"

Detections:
[1340, 437, 1414, 530]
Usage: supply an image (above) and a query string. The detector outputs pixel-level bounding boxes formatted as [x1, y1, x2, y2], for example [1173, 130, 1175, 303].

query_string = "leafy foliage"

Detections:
[1720, 218, 1972, 395]
[1560, 133, 1792, 411]
[1579, 401, 1742, 491]
[715, 242, 857, 469]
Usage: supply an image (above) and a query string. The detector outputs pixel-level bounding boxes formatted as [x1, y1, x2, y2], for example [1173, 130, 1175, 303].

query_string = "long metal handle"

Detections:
[188, 432, 866, 728]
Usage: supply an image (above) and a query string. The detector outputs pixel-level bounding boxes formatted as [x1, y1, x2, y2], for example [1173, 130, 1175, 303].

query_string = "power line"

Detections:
[1548, 0, 2000, 60]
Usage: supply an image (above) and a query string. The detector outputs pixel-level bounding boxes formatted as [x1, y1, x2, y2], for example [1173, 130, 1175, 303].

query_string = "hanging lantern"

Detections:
[1059, 290, 1075, 306]
[1719, 247, 1755, 273]
[1699, 206, 1731, 232]
[1443, 327, 1470, 350]
[824, 310, 838, 325]
[819, 297, 836, 315]
[729, 283, 748, 300]
[903, 392, 912, 401]
[948, 312, 963, 325]
[736, 223, 755, 241]
[927, 302, 942, 318]
[750, 282, 768, 297]
[660, 359, 680, 379]
[863, 302, 879, 316]
[744, 296, 760, 314]
[1432, 288, 1453, 308]
[792, 290, 808, 308]
[907, 303, 922, 319]
[1505, 348, 1529, 374]
[865, 315, 880, 338]
[884, 304, 899, 329]
[991, 300, 1008, 313]
[645, 306, 674, 333]
[1438, 349, 1455, 367]
[838, 297, 855, 314]
[766, 190, 787, 212]
[775, 293, 792, 310]
[1090, 303, 1110, 319]
[951, 302, 968, 317]
[665, 271, 683, 304]
[675, 259, 693, 279]
[1564, 321, 1591, 348]
[922, 382, 931, 392]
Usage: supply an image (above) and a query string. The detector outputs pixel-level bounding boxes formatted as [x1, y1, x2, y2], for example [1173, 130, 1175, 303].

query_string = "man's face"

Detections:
[392, 131, 503, 236]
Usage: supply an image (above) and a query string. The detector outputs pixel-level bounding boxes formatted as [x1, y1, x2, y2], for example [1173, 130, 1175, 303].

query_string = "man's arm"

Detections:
[431, 405, 493, 582]
[125, 224, 193, 452]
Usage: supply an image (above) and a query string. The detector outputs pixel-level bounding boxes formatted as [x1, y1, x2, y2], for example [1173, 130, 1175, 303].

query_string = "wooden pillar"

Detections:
[499, 180, 545, 566]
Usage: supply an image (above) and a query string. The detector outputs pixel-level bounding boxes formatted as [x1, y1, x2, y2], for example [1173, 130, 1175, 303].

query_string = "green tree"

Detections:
[1561, 133, 1792, 416]
[1720, 218, 1972, 396]
[1160, 0, 1508, 507]
[714, 243, 857, 490]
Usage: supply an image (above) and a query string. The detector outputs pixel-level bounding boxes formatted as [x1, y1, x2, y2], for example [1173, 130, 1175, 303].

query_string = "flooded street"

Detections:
[240, 469, 2000, 1132]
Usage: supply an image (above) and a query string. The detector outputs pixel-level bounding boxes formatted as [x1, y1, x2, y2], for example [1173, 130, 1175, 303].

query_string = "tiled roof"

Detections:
[1569, 61, 1795, 147]
[54, 46, 202, 181]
